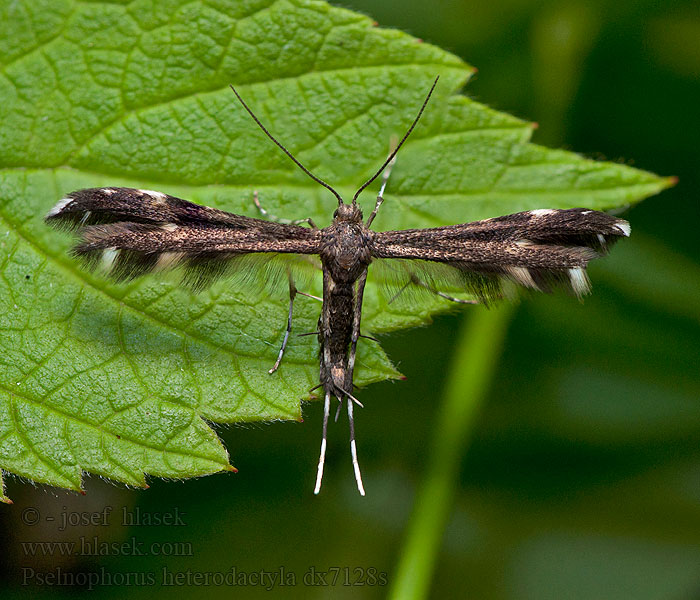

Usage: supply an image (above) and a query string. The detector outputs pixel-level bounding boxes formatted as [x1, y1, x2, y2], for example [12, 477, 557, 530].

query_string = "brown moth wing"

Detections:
[370, 208, 630, 301]
[46, 187, 259, 229]
[46, 187, 322, 291]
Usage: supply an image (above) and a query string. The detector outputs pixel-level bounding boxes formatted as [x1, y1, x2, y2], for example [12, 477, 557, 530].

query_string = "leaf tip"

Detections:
[665, 175, 679, 188]
[1, 496, 13, 505]
[225, 465, 238, 473]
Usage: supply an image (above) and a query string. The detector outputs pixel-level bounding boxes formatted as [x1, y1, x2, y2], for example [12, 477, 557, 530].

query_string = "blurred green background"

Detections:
[2, 0, 698, 598]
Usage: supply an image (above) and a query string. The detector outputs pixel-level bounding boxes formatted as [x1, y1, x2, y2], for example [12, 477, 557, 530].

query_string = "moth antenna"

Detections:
[314, 391, 332, 495]
[347, 397, 366, 496]
[352, 76, 439, 205]
[229, 85, 345, 206]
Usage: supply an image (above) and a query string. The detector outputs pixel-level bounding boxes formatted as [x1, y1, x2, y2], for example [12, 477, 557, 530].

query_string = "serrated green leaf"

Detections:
[0, 0, 671, 496]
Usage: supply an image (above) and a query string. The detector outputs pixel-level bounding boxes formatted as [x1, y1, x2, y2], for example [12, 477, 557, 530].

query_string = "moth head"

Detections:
[333, 203, 363, 223]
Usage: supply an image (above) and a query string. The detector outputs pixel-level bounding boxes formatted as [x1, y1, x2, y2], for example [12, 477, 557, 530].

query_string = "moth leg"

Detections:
[387, 274, 480, 306]
[269, 276, 324, 374]
[253, 190, 318, 229]
[332, 386, 363, 423]
[347, 396, 366, 496]
[268, 277, 296, 374]
[313, 391, 331, 495]
[296, 290, 322, 302]
[410, 274, 480, 305]
[387, 280, 413, 305]
[366, 136, 398, 228]
[346, 270, 369, 495]
[335, 398, 343, 422]
[293, 292, 324, 338]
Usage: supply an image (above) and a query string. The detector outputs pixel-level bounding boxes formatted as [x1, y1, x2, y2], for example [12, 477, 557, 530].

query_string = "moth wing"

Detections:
[46, 187, 322, 292]
[175, 251, 322, 294]
[369, 258, 505, 306]
[45, 187, 252, 229]
[370, 208, 630, 303]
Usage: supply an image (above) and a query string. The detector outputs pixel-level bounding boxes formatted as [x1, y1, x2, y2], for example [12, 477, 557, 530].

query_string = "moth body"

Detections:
[318, 205, 372, 395]
[45, 78, 632, 496]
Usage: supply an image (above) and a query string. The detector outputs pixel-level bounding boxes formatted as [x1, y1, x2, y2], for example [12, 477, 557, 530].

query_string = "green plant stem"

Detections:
[389, 304, 515, 600]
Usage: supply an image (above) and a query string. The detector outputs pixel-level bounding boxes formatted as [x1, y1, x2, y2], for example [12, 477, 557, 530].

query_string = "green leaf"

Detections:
[0, 0, 672, 496]
[0, 472, 8, 503]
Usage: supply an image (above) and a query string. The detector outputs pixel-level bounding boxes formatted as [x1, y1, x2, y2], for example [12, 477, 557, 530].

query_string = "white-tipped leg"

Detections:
[314, 392, 331, 495]
[347, 397, 366, 496]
